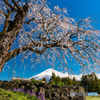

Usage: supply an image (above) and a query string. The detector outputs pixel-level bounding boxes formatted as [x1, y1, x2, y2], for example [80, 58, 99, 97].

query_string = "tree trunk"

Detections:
[0, 5, 29, 73]
[0, 30, 20, 73]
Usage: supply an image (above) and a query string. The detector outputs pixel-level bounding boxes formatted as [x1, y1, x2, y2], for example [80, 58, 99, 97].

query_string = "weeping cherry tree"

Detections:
[0, 0, 100, 74]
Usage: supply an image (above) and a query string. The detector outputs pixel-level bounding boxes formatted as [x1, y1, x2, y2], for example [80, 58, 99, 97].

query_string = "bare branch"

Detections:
[5, 43, 47, 62]
[39, 0, 46, 12]
[12, 0, 22, 10]
[58, 31, 71, 43]
[24, 18, 35, 24]
[29, 47, 47, 54]
[0, 10, 12, 36]
[0, 9, 8, 16]
[25, 0, 28, 4]
[17, 0, 21, 3]
[3, 0, 17, 11]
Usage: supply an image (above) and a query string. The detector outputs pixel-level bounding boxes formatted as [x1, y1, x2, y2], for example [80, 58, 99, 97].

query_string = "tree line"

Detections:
[42, 72, 100, 93]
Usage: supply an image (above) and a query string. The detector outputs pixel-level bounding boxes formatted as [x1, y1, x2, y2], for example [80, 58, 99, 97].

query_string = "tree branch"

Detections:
[5, 43, 47, 62]
[25, 0, 28, 4]
[17, 0, 21, 3]
[3, 0, 17, 11]
[0, 9, 8, 16]
[58, 31, 71, 43]
[24, 18, 35, 24]
[0, 10, 12, 36]
[29, 47, 47, 54]
[12, 0, 22, 10]
[5, 39, 65, 62]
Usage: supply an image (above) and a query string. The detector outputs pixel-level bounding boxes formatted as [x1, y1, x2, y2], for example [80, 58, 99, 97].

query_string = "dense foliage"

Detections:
[81, 72, 100, 93]
[48, 72, 100, 94]
[49, 72, 79, 86]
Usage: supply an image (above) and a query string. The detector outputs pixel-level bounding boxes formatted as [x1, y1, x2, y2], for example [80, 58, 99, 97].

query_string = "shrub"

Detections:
[8, 93, 12, 97]
[49, 81, 55, 85]
[57, 81, 65, 86]
[15, 79, 21, 84]
[42, 77, 47, 84]
[49, 79, 55, 85]
[31, 78, 40, 84]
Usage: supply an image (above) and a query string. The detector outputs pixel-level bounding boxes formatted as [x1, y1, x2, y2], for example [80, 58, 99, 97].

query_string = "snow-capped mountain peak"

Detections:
[28, 68, 82, 82]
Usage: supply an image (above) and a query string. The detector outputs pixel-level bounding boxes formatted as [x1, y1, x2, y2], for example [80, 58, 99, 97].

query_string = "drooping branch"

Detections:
[68, 48, 91, 72]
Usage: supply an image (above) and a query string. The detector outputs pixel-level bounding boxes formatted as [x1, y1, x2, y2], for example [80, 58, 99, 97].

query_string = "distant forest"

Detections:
[42, 72, 100, 93]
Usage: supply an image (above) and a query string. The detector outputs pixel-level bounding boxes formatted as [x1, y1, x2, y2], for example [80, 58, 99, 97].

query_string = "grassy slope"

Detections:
[1, 88, 100, 100]
[0, 88, 38, 100]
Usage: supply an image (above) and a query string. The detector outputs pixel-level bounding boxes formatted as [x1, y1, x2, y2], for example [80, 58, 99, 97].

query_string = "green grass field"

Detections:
[85, 96, 100, 100]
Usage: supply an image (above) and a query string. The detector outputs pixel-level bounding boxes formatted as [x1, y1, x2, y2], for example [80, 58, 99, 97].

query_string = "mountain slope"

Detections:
[28, 68, 82, 82]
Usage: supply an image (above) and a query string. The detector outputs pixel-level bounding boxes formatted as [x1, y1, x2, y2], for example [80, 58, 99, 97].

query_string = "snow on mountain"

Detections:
[28, 68, 83, 82]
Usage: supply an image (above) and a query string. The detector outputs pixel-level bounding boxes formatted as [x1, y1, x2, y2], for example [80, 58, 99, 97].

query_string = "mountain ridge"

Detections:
[27, 68, 83, 82]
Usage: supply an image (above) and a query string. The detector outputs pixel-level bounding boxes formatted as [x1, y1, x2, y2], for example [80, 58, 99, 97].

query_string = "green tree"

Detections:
[55, 76, 61, 84]
[90, 73, 98, 92]
[76, 81, 81, 86]
[51, 72, 56, 82]
[72, 77, 76, 86]
[81, 72, 99, 93]
[98, 79, 100, 94]
[67, 77, 73, 86]
[62, 77, 68, 85]
[42, 77, 47, 84]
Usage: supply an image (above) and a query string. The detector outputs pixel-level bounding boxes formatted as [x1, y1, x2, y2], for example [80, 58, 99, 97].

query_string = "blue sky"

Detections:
[0, 0, 100, 81]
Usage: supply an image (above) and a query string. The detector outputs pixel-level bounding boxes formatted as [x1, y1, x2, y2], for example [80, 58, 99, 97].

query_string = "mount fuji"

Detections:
[27, 68, 83, 82]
